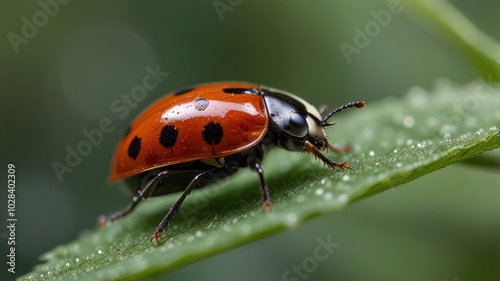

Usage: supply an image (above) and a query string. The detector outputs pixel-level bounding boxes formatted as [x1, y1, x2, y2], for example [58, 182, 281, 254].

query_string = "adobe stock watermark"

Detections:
[177, 169, 228, 223]
[177, 160, 252, 224]
[213, 0, 243, 21]
[339, 0, 405, 63]
[51, 64, 169, 183]
[442, 74, 497, 128]
[7, 0, 72, 54]
[282, 235, 340, 281]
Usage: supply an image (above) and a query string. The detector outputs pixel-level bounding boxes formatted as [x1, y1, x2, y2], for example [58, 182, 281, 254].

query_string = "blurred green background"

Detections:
[1, 0, 499, 280]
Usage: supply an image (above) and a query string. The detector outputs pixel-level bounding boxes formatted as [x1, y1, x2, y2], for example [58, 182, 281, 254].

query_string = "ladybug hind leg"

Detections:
[99, 170, 170, 227]
[150, 167, 233, 243]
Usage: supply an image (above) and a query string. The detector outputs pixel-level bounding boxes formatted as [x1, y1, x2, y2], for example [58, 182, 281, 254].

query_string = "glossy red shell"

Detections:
[109, 82, 269, 182]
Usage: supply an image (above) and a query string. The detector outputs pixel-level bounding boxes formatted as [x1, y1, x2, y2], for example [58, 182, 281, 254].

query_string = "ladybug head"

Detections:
[262, 88, 365, 156]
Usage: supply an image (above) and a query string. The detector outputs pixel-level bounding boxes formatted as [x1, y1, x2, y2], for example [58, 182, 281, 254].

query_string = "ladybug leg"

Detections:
[150, 169, 218, 243]
[327, 142, 352, 154]
[99, 170, 169, 227]
[318, 104, 329, 115]
[304, 140, 350, 170]
[249, 160, 273, 212]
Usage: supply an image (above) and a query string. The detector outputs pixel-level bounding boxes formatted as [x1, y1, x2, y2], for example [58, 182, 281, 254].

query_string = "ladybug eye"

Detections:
[288, 112, 308, 137]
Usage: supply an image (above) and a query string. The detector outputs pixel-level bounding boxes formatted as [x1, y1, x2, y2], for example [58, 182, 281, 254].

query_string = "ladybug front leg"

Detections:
[98, 170, 169, 227]
[304, 141, 351, 170]
[327, 143, 352, 154]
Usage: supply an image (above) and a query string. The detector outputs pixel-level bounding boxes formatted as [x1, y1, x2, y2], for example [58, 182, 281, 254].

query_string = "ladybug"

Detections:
[100, 82, 365, 243]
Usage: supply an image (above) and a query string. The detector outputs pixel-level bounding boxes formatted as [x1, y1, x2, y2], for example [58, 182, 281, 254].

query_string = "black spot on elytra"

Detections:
[159, 124, 178, 148]
[174, 87, 195, 96]
[128, 136, 141, 160]
[222, 88, 259, 95]
[202, 122, 223, 146]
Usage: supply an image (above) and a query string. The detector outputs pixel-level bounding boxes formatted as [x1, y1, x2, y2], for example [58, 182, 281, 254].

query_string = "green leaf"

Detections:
[20, 80, 500, 281]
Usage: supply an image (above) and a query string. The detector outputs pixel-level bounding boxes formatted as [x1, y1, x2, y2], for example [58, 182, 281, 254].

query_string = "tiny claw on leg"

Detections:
[338, 161, 351, 170]
[97, 215, 110, 228]
[263, 200, 273, 212]
[326, 160, 350, 170]
[150, 228, 164, 244]
[305, 141, 352, 171]
[97, 216, 108, 228]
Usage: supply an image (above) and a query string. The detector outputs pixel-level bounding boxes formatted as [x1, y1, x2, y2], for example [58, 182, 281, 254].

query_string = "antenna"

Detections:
[321, 101, 365, 126]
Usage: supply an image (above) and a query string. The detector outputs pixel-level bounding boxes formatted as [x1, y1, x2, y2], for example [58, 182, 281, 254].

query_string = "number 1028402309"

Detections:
[7, 164, 16, 218]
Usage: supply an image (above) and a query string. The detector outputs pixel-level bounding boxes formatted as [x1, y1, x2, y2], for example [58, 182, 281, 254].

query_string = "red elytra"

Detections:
[101, 81, 365, 243]
[109, 82, 268, 182]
